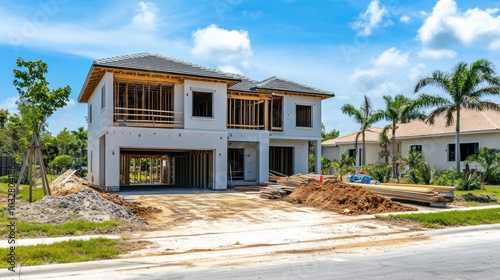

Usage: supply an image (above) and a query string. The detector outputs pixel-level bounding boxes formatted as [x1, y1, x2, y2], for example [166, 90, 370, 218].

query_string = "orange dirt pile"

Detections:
[285, 180, 417, 215]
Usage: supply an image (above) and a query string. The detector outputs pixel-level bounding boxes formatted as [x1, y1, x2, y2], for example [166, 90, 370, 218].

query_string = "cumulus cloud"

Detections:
[418, 48, 456, 59]
[372, 47, 409, 67]
[400, 15, 410, 23]
[352, 0, 391, 36]
[133, 1, 158, 29]
[418, 0, 500, 50]
[408, 63, 426, 81]
[219, 64, 244, 75]
[191, 24, 252, 73]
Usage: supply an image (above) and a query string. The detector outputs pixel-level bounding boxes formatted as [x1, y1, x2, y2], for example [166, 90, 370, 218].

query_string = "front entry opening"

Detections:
[228, 148, 244, 181]
[120, 149, 214, 188]
[269, 146, 294, 176]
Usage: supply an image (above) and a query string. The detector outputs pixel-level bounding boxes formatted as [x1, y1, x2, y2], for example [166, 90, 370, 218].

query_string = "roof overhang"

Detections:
[78, 65, 241, 103]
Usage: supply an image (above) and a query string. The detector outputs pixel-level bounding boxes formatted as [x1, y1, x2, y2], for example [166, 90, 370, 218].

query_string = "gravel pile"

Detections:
[17, 188, 145, 224]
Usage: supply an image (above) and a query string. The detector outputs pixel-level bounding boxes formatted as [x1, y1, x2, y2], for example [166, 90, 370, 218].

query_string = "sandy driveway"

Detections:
[120, 191, 425, 258]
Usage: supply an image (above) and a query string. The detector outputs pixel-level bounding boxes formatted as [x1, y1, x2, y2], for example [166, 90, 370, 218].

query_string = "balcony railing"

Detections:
[114, 107, 183, 128]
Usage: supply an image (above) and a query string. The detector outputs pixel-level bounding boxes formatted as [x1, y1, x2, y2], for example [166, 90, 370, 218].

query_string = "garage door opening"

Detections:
[120, 149, 214, 188]
[269, 147, 294, 176]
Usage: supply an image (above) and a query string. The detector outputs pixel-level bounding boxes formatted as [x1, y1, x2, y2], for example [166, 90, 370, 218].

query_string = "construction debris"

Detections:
[262, 173, 336, 199]
[285, 181, 417, 215]
[49, 169, 88, 195]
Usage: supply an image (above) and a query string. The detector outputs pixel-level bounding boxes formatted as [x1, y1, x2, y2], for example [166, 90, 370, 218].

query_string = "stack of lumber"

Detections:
[348, 182, 455, 206]
[259, 185, 289, 199]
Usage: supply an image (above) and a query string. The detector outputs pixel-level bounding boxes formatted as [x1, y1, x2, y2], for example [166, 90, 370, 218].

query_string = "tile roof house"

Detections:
[322, 108, 500, 172]
[78, 53, 334, 191]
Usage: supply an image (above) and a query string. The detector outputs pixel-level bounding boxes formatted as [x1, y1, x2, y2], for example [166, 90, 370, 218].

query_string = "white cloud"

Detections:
[219, 64, 243, 75]
[352, 0, 391, 36]
[191, 24, 252, 72]
[418, 0, 500, 50]
[372, 47, 408, 67]
[408, 63, 426, 81]
[418, 48, 456, 59]
[0, 5, 187, 59]
[0, 96, 18, 114]
[132, 1, 158, 30]
[400, 15, 410, 23]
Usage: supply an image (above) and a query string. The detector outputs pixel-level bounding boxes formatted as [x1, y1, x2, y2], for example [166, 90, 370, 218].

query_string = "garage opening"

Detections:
[120, 149, 214, 188]
[269, 147, 294, 176]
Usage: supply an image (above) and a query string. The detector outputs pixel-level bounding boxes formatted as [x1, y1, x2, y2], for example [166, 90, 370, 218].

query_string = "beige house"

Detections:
[322, 109, 500, 172]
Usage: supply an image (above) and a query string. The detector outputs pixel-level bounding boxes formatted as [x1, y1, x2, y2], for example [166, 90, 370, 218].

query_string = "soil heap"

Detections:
[17, 170, 162, 224]
[285, 180, 417, 215]
[17, 188, 145, 224]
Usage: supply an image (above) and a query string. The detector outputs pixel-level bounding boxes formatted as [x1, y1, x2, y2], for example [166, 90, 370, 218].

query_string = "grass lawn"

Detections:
[0, 238, 126, 268]
[454, 185, 500, 206]
[0, 219, 121, 238]
[377, 208, 500, 228]
[0, 183, 45, 203]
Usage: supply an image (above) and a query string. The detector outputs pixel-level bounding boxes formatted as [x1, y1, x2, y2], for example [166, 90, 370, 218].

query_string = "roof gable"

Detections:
[322, 127, 383, 146]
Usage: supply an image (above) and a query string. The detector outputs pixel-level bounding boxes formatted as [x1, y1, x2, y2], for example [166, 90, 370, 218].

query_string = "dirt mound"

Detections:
[284, 180, 417, 215]
[47, 170, 162, 222]
[17, 188, 145, 224]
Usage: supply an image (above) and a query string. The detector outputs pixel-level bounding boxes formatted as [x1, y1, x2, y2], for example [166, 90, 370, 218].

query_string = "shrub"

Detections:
[363, 163, 392, 183]
[0, 176, 7, 183]
[456, 172, 481, 191]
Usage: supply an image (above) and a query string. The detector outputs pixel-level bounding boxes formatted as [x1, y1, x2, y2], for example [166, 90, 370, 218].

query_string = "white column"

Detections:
[315, 140, 321, 174]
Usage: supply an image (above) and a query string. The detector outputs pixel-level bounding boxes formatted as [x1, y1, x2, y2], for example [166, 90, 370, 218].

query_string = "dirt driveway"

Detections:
[120, 191, 426, 259]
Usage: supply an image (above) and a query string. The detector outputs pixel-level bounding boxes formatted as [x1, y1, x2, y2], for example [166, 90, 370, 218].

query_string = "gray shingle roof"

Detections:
[228, 75, 259, 92]
[94, 53, 241, 81]
[252, 76, 334, 96]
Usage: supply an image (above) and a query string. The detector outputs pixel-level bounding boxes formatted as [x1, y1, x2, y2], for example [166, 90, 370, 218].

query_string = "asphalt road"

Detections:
[3, 225, 499, 280]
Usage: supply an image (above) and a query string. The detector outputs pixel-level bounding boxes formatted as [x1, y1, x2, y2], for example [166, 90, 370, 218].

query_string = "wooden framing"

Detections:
[173, 150, 213, 189]
[226, 92, 283, 131]
[113, 80, 183, 128]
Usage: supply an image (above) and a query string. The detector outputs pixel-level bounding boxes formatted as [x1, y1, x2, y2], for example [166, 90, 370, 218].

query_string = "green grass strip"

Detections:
[0, 220, 120, 238]
[377, 208, 500, 228]
[0, 238, 124, 268]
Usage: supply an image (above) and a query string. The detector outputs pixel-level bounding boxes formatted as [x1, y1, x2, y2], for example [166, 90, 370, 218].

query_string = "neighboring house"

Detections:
[322, 109, 500, 172]
[78, 53, 334, 191]
[321, 127, 384, 170]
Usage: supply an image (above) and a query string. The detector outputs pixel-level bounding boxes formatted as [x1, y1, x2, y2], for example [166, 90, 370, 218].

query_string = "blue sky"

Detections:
[1, 0, 500, 135]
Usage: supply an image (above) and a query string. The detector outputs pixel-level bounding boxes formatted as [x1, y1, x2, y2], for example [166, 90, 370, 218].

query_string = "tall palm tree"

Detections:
[414, 59, 500, 172]
[380, 94, 426, 178]
[341, 95, 384, 167]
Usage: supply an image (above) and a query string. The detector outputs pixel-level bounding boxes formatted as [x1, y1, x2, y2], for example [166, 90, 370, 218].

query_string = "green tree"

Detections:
[378, 131, 390, 165]
[380, 94, 425, 178]
[0, 109, 8, 128]
[321, 123, 340, 141]
[465, 147, 500, 184]
[52, 154, 73, 171]
[13, 58, 71, 198]
[0, 113, 31, 162]
[71, 126, 88, 166]
[341, 95, 384, 166]
[331, 151, 355, 181]
[414, 59, 500, 173]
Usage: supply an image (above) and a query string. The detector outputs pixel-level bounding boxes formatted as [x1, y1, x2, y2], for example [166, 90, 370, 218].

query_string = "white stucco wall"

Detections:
[183, 79, 227, 131]
[399, 132, 500, 171]
[276, 95, 322, 138]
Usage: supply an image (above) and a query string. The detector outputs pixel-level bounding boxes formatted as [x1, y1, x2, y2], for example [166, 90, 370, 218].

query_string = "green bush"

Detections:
[456, 172, 481, 191]
[363, 163, 392, 183]
[0, 176, 7, 183]
[432, 168, 461, 186]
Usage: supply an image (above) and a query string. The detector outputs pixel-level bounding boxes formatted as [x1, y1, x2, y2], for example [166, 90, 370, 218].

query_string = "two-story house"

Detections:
[78, 53, 333, 191]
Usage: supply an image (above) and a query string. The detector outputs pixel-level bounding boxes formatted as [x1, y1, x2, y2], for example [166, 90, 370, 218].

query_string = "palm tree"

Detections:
[380, 95, 426, 178]
[414, 59, 500, 172]
[331, 151, 355, 181]
[378, 131, 390, 164]
[341, 95, 384, 166]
